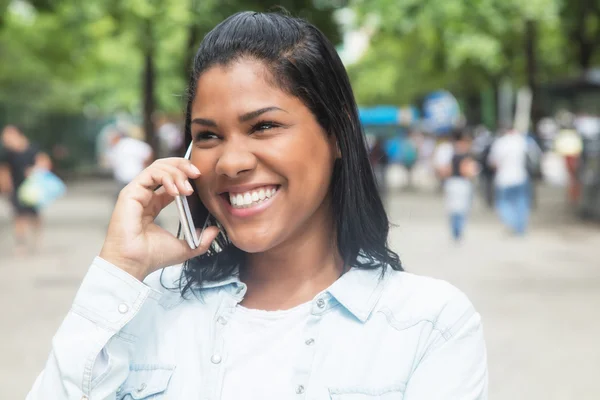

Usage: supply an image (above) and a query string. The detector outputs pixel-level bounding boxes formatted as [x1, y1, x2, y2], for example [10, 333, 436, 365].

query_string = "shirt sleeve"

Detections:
[404, 292, 488, 400]
[26, 257, 162, 400]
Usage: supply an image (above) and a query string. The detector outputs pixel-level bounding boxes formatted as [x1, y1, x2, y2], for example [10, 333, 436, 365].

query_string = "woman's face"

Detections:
[190, 59, 338, 253]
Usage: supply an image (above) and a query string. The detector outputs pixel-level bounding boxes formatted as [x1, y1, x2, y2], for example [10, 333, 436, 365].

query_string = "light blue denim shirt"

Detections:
[27, 257, 487, 399]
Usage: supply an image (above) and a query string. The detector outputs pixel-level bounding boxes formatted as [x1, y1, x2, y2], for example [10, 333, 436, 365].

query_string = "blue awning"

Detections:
[358, 106, 419, 126]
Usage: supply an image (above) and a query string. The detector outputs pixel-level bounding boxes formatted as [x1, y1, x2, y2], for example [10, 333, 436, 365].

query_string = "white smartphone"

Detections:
[175, 143, 209, 249]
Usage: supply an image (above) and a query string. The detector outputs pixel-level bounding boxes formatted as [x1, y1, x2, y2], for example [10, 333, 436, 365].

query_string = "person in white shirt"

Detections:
[488, 129, 530, 234]
[107, 131, 154, 194]
[27, 11, 487, 400]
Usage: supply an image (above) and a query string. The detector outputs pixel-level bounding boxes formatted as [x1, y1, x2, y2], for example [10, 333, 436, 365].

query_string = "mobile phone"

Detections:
[175, 143, 209, 249]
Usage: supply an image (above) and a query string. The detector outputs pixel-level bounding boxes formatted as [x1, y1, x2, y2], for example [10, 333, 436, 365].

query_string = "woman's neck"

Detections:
[239, 205, 343, 311]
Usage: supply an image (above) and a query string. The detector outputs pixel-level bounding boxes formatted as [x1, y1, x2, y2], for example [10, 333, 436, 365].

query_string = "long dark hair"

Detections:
[179, 11, 402, 294]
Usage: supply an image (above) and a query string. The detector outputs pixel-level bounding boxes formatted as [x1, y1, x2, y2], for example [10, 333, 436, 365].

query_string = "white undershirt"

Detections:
[489, 133, 528, 188]
[220, 302, 312, 400]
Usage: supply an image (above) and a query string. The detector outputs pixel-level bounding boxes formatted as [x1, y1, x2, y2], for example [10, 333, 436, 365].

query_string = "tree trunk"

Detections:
[142, 19, 158, 156]
[579, 41, 594, 70]
[524, 19, 540, 135]
[184, 23, 200, 81]
[568, 1, 596, 72]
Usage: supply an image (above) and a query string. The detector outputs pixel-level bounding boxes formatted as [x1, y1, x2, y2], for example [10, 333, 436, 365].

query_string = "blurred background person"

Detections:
[106, 130, 154, 200]
[155, 112, 184, 159]
[440, 129, 478, 242]
[368, 136, 389, 192]
[432, 135, 454, 191]
[525, 131, 544, 209]
[488, 128, 530, 235]
[554, 111, 584, 206]
[574, 111, 600, 142]
[0, 125, 52, 255]
[471, 125, 495, 209]
[400, 132, 419, 190]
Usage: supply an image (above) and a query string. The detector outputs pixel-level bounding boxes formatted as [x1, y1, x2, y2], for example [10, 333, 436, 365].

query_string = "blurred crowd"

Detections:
[0, 126, 53, 255]
[0, 114, 185, 256]
[367, 109, 600, 240]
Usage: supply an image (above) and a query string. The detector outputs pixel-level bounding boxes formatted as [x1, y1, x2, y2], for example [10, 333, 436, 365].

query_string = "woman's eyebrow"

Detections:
[191, 107, 287, 127]
[239, 107, 286, 122]
[191, 118, 217, 127]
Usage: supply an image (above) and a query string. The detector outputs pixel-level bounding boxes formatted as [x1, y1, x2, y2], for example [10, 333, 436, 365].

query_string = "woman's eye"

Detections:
[195, 132, 218, 141]
[251, 121, 279, 133]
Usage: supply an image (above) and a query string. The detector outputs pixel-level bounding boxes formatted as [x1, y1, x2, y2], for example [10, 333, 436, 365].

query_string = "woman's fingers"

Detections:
[155, 164, 197, 196]
[135, 159, 200, 190]
[125, 159, 200, 209]
[160, 226, 220, 269]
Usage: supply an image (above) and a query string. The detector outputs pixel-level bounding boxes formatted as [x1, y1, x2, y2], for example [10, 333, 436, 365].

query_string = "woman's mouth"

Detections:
[228, 185, 278, 208]
[221, 185, 280, 217]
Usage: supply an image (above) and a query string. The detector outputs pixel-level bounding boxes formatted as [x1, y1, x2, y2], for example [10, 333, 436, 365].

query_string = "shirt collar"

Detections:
[197, 272, 243, 291]
[326, 265, 388, 323]
[195, 265, 389, 323]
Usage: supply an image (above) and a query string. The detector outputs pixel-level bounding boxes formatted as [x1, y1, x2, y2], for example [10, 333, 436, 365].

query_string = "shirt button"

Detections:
[118, 303, 129, 314]
[211, 354, 222, 364]
[316, 298, 325, 308]
[305, 338, 315, 346]
[217, 316, 228, 325]
[296, 385, 305, 394]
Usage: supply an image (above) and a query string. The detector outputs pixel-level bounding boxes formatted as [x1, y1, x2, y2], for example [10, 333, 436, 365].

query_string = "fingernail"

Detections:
[190, 164, 201, 175]
[184, 181, 193, 192]
[172, 183, 179, 195]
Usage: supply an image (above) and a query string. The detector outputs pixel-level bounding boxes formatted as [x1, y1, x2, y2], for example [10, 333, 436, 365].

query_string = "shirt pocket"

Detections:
[328, 385, 406, 400]
[117, 364, 175, 399]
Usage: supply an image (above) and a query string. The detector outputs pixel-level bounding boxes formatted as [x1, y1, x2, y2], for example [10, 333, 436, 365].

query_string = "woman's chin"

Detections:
[228, 232, 280, 254]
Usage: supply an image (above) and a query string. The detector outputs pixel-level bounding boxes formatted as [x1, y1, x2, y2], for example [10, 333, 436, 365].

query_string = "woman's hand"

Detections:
[99, 158, 219, 281]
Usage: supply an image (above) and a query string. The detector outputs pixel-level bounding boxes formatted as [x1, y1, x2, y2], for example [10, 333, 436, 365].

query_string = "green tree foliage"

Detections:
[0, 0, 340, 115]
[347, 0, 574, 106]
[560, 0, 600, 69]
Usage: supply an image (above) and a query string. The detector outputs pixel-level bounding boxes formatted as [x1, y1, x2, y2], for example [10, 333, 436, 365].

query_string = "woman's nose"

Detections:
[215, 140, 257, 178]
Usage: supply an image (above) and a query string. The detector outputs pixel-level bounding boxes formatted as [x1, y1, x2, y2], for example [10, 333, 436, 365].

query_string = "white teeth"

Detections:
[229, 186, 278, 209]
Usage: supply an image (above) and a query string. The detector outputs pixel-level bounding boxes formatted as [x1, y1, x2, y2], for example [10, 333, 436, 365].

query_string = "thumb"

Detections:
[192, 225, 220, 257]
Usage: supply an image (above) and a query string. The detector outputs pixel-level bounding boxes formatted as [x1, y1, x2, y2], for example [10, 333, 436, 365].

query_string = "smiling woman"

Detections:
[27, 11, 488, 400]
[180, 18, 402, 291]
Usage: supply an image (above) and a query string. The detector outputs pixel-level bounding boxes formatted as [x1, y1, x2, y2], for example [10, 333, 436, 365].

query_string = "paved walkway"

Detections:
[1, 180, 599, 399]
